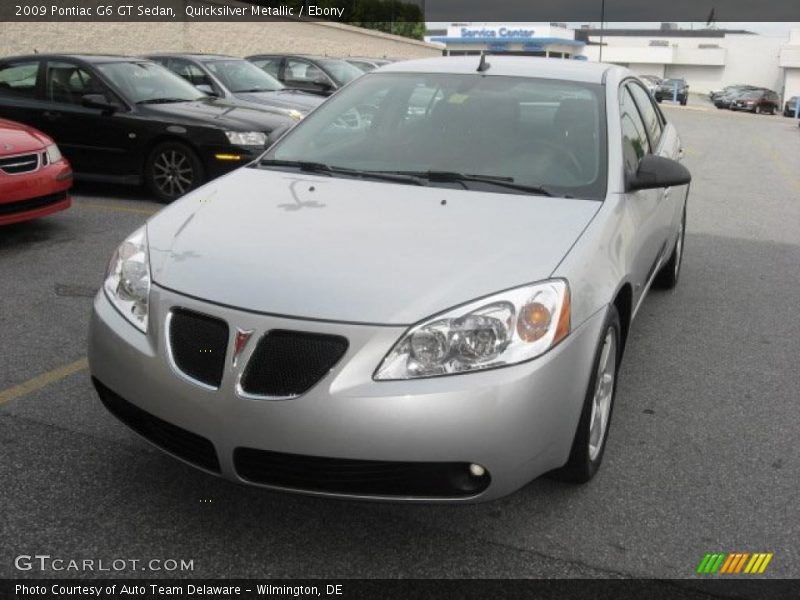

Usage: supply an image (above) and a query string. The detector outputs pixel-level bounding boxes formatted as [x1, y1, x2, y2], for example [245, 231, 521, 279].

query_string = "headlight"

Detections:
[45, 144, 63, 163]
[375, 280, 571, 380]
[104, 226, 151, 333]
[224, 131, 267, 146]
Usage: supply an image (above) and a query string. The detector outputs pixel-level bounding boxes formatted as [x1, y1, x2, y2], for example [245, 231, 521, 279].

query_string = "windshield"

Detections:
[97, 61, 205, 104]
[316, 59, 364, 85]
[204, 59, 284, 93]
[662, 79, 683, 86]
[264, 72, 607, 200]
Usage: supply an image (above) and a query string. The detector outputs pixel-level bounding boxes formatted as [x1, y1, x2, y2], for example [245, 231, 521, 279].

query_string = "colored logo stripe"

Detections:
[698, 553, 773, 575]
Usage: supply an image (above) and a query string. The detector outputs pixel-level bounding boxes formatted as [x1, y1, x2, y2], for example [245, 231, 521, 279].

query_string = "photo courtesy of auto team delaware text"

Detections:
[1, 0, 800, 593]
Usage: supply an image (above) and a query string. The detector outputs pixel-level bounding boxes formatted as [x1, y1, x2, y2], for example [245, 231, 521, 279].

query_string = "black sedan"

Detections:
[246, 54, 364, 96]
[654, 78, 689, 105]
[0, 54, 296, 201]
[147, 54, 324, 118]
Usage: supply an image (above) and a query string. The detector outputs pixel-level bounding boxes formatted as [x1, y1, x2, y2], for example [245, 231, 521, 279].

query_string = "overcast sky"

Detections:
[428, 22, 798, 37]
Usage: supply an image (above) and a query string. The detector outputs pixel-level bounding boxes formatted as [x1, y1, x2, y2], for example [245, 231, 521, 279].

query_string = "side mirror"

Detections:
[627, 154, 691, 192]
[81, 93, 118, 113]
[311, 76, 333, 92]
[195, 84, 217, 96]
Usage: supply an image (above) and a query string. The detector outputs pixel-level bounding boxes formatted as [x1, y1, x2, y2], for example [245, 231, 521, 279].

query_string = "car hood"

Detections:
[0, 119, 50, 154]
[140, 98, 292, 131]
[147, 167, 600, 324]
[234, 90, 325, 113]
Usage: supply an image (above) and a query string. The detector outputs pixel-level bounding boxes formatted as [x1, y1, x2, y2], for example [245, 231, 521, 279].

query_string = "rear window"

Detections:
[0, 61, 39, 98]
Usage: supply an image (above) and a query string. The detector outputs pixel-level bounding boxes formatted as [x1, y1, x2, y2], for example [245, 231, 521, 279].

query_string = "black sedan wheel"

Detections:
[145, 142, 204, 202]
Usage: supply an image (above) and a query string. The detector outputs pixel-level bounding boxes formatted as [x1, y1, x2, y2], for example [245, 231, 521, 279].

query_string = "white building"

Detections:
[576, 27, 788, 96]
[780, 29, 800, 102]
[427, 23, 585, 59]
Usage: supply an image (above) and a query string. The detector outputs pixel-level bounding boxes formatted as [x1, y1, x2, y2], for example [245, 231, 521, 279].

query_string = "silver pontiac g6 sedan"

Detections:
[89, 57, 690, 502]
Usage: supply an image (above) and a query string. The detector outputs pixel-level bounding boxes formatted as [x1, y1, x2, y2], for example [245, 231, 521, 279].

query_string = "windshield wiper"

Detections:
[136, 97, 193, 105]
[377, 170, 557, 197]
[258, 159, 426, 186]
[235, 88, 276, 93]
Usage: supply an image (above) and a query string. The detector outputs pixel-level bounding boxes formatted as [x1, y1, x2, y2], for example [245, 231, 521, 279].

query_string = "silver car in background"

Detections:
[89, 57, 690, 502]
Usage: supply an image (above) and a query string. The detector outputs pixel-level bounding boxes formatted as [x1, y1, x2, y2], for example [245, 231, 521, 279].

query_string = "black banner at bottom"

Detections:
[3, 579, 800, 600]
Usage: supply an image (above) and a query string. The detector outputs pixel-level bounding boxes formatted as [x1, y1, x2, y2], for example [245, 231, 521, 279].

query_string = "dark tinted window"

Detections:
[168, 58, 213, 88]
[627, 82, 663, 148]
[251, 57, 280, 78]
[0, 61, 39, 98]
[620, 87, 650, 175]
[45, 61, 106, 105]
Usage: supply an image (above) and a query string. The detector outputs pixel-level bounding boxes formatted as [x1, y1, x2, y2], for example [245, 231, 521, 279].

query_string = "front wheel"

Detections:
[145, 141, 204, 203]
[548, 306, 622, 483]
[654, 207, 686, 289]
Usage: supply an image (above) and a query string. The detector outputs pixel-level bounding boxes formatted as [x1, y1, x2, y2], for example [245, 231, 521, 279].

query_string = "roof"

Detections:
[2, 54, 146, 64]
[147, 53, 238, 61]
[575, 28, 754, 41]
[380, 56, 612, 84]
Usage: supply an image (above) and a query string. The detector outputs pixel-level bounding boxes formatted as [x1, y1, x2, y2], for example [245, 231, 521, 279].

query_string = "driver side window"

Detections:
[286, 59, 327, 85]
[45, 61, 105, 106]
[619, 87, 651, 176]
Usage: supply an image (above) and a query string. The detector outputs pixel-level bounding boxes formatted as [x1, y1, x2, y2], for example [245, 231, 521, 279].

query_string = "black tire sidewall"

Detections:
[145, 141, 204, 203]
[551, 306, 622, 483]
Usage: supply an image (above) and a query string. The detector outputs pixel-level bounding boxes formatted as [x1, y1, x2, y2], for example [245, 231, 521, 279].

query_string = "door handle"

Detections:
[677, 147, 685, 160]
[664, 187, 671, 199]
[43, 111, 62, 120]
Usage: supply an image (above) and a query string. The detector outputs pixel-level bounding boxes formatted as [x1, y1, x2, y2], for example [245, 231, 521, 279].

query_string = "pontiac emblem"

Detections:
[232, 328, 254, 366]
[2, 143, 13, 151]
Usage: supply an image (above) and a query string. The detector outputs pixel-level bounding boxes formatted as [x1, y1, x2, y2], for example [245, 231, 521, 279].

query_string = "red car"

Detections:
[0, 118, 72, 226]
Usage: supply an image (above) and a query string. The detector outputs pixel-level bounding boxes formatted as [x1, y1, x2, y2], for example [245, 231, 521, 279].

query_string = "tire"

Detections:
[548, 306, 622, 484]
[145, 141, 204, 203]
[680, 97, 687, 106]
[654, 206, 686, 290]
[755, 105, 762, 115]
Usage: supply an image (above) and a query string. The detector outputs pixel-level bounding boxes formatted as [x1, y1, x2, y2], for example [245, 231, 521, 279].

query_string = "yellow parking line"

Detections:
[75, 201, 158, 216]
[0, 358, 88, 406]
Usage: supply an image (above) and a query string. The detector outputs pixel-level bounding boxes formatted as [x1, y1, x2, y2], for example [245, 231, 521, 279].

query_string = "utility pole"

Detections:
[599, 0, 606, 62]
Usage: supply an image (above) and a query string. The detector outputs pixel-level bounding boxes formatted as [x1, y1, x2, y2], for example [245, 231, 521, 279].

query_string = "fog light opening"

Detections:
[469, 463, 486, 478]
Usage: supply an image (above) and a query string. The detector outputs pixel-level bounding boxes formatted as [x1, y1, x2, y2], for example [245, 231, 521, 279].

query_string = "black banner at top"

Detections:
[1, 0, 799, 22]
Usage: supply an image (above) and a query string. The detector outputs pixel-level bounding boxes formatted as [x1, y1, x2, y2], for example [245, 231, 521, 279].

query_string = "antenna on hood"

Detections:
[477, 52, 491, 73]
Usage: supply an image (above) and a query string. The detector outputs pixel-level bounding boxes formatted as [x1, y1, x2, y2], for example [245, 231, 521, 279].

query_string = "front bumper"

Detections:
[0, 161, 72, 225]
[88, 284, 606, 502]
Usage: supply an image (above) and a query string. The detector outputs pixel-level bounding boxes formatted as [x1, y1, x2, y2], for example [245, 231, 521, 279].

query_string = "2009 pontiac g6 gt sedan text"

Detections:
[89, 57, 691, 502]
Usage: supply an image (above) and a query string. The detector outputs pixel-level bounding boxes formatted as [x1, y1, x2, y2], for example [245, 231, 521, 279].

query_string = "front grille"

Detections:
[234, 448, 491, 498]
[240, 330, 348, 398]
[0, 191, 68, 216]
[0, 152, 39, 174]
[93, 378, 220, 473]
[168, 308, 229, 388]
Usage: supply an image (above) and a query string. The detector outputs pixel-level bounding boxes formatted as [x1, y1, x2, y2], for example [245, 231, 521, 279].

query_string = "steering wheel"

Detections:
[526, 139, 585, 180]
[332, 104, 377, 130]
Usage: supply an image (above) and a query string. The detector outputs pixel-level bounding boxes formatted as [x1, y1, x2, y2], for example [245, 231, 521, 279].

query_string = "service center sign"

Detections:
[458, 26, 536, 38]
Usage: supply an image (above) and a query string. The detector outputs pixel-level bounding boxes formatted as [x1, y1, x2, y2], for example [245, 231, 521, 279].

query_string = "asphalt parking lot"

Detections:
[1, 104, 799, 581]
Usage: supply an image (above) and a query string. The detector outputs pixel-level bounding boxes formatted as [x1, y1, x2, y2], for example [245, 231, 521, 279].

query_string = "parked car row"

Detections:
[708, 84, 781, 114]
[0, 53, 392, 210]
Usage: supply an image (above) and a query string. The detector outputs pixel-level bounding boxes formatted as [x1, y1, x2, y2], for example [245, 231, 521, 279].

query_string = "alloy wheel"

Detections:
[588, 329, 617, 461]
[153, 149, 194, 198]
